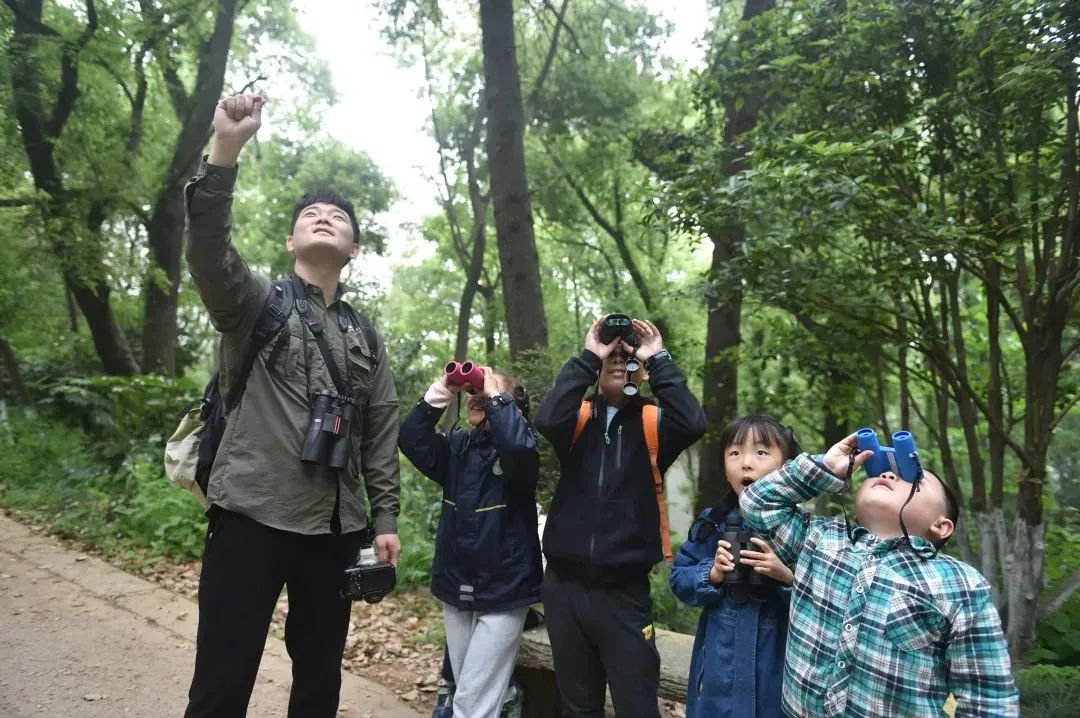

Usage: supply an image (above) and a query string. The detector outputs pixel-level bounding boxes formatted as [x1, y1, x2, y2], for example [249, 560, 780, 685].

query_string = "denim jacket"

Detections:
[669, 505, 790, 718]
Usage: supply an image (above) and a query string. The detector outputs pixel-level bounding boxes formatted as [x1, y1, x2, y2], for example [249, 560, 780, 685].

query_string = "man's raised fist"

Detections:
[208, 94, 264, 167]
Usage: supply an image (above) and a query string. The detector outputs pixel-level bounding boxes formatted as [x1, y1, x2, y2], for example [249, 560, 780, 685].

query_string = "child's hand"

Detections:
[709, 540, 735, 585]
[740, 537, 794, 585]
[480, 365, 500, 400]
[439, 372, 463, 394]
[584, 315, 619, 359]
[823, 432, 874, 478]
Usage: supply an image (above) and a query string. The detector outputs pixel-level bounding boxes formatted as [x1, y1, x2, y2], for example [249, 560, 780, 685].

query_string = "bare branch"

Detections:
[0, 197, 35, 207]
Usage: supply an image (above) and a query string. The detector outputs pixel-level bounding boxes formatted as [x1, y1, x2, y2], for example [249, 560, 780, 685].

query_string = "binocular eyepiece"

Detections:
[445, 360, 485, 394]
[300, 391, 356, 470]
[601, 314, 643, 396]
[855, 428, 922, 483]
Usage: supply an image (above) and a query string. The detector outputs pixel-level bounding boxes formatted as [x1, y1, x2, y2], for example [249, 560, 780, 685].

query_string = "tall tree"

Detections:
[479, 0, 548, 359]
[140, 0, 241, 375]
[6, 0, 141, 375]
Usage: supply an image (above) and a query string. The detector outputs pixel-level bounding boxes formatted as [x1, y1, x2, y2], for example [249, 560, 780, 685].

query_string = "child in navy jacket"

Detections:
[669, 415, 798, 718]
[400, 367, 540, 718]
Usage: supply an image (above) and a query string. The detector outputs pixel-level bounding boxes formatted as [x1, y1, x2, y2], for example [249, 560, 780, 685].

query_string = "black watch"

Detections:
[644, 349, 672, 370]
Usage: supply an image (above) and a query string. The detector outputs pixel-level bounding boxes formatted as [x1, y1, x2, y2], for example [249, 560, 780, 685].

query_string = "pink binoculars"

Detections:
[444, 361, 485, 394]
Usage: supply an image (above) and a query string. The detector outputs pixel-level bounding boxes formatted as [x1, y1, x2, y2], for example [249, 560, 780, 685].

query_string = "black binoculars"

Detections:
[722, 510, 771, 586]
[600, 314, 640, 347]
[300, 391, 356, 469]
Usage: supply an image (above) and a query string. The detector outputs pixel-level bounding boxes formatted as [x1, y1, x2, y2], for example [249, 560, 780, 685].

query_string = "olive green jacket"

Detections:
[184, 159, 399, 535]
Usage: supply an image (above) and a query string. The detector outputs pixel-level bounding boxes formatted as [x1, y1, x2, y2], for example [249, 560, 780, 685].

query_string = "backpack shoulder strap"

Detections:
[224, 279, 294, 413]
[571, 400, 591, 448]
[641, 404, 673, 562]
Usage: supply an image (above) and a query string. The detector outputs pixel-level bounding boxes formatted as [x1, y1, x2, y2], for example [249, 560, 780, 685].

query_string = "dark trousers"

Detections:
[542, 563, 661, 718]
[184, 509, 363, 718]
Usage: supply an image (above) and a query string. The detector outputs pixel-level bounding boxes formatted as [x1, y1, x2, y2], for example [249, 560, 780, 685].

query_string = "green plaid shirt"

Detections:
[741, 454, 1019, 717]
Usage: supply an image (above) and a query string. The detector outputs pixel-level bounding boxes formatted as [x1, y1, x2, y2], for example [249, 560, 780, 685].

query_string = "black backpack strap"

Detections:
[223, 278, 294, 414]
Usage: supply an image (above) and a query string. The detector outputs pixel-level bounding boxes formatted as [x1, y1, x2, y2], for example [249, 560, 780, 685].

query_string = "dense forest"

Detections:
[1, 0, 1077, 699]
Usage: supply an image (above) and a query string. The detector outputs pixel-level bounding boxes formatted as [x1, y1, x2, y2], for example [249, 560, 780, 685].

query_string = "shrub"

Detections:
[1017, 665, 1080, 717]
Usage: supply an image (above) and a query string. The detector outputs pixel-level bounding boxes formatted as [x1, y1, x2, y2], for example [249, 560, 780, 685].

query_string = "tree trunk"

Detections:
[696, 0, 776, 513]
[67, 272, 141, 376]
[142, 0, 240, 375]
[1005, 512, 1045, 659]
[479, 0, 549, 360]
[0, 337, 31, 405]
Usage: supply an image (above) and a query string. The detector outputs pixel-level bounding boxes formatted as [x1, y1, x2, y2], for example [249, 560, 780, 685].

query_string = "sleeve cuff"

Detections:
[423, 381, 455, 409]
[195, 155, 239, 190]
[483, 391, 515, 415]
[372, 513, 398, 535]
[697, 561, 723, 596]
[797, 453, 848, 494]
[579, 349, 603, 371]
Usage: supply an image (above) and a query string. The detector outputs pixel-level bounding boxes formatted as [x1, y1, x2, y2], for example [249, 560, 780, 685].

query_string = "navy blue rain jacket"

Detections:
[669, 505, 790, 718]
[399, 392, 542, 612]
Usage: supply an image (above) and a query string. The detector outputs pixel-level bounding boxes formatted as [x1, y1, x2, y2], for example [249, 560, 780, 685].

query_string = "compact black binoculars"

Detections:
[300, 391, 356, 469]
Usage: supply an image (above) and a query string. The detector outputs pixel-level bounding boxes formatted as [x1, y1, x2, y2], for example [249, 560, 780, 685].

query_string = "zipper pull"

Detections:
[605, 433, 611, 446]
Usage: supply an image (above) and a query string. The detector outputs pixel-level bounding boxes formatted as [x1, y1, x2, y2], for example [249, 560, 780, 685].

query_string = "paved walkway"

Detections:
[0, 514, 425, 717]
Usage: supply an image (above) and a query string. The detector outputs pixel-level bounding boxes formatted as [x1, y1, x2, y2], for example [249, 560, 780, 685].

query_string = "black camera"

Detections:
[342, 528, 397, 604]
[300, 391, 356, 469]
[722, 510, 771, 586]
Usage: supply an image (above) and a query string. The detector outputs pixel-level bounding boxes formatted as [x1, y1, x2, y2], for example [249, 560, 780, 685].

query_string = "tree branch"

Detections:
[0, 197, 36, 207]
[1, 0, 61, 37]
[48, 0, 98, 138]
[526, 0, 570, 120]
[1039, 566, 1080, 622]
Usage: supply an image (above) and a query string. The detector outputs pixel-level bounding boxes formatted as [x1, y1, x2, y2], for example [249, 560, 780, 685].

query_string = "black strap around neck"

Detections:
[290, 275, 350, 396]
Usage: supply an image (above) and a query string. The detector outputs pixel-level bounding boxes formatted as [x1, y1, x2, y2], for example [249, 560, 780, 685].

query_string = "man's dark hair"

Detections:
[291, 188, 361, 245]
[718, 415, 801, 462]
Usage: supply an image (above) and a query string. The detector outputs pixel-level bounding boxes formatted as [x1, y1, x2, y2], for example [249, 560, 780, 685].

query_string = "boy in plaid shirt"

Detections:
[741, 432, 1019, 717]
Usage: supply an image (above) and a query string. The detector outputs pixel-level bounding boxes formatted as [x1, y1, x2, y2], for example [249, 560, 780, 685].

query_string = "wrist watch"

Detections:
[644, 349, 672, 370]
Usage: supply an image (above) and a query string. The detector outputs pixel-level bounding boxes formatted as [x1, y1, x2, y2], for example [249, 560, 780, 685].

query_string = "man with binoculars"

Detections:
[535, 315, 707, 718]
[182, 94, 400, 718]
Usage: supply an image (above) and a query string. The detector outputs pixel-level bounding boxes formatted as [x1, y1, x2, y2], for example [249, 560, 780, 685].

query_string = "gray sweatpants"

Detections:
[443, 603, 529, 718]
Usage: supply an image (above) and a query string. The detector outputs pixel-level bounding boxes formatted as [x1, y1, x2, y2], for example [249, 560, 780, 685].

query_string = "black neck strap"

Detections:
[290, 275, 350, 396]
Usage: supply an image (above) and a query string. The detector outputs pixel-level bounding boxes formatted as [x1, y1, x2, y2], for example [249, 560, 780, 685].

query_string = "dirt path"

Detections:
[0, 514, 426, 718]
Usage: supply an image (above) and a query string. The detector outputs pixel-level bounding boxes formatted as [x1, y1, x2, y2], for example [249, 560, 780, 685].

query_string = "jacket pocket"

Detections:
[886, 587, 948, 652]
[346, 330, 375, 395]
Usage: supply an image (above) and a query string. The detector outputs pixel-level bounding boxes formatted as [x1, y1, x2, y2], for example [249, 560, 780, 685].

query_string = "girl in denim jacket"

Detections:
[669, 415, 798, 718]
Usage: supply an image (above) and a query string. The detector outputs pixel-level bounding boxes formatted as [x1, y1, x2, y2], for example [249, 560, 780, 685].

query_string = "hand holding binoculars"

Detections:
[444, 360, 486, 395]
[855, 428, 923, 483]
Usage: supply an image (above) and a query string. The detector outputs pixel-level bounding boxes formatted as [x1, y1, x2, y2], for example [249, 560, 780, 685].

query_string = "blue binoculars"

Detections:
[855, 428, 923, 483]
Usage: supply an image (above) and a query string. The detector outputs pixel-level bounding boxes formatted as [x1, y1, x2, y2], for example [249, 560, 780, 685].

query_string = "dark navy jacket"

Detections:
[669, 504, 789, 718]
[399, 392, 542, 612]
[534, 350, 707, 571]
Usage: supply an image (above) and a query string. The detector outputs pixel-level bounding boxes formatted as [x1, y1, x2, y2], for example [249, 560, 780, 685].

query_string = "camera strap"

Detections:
[290, 275, 351, 397]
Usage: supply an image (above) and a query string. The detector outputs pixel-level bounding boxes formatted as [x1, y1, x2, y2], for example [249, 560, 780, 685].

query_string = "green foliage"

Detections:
[0, 411, 206, 561]
[650, 553, 701, 635]
[1016, 665, 1080, 717]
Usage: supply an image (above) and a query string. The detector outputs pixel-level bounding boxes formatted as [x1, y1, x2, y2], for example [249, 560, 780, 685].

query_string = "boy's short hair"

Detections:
[719, 415, 801, 460]
[291, 188, 361, 245]
[927, 468, 961, 548]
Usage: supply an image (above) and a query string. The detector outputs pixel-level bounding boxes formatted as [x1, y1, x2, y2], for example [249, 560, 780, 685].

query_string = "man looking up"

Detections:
[183, 94, 401, 718]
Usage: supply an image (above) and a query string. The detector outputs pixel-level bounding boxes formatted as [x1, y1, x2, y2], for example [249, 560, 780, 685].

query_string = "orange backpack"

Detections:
[571, 400, 673, 562]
